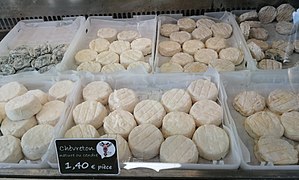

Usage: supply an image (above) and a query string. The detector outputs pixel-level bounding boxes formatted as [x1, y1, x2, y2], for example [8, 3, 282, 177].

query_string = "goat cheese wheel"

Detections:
[219, 47, 244, 65]
[191, 26, 213, 42]
[209, 59, 235, 72]
[120, 50, 144, 68]
[192, 125, 229, 160]
[134, 100, 166, 128]
[75, 49, 98, 65]
[108, 88, 138, 113]
[256, 136, 298, 165]
[162, 111, 195, 138]
[109, 40, 131, 55]
[0, 135, 23, 163]
[97, 28, 118, 42]
[177, 17, 196, 33]
[21, 124, 54, 160]
[96, 50, 119, 65]
[36, 100, 65, 126]
[117, 30, 140, 42]
[170, 31, 192, 45]
[196, 18, 216, 28]
[211, 22, 233, 39]
[249, 28, 268, 41]
[258, 59, 282, 70]
[239, 11, 258, 22]
[160, 135, 198, 163]
[64, 124, 100, 138]
[89, 38, 110, 53]
[258, 6, 277, 24]
[131, 38, 152, 55]
[160, 24, 180, 37]
[77, 61, 102, 73]
[103, 109, 137, 139]
[83, 81, 112, 105]
[1, 116, 37, 138]
[161, 88, 192, 113]
[128, 124, 164, 160]
[276, 3, 295, 22]
[48, 80, 74, 102]
[73, 100, 108, 129]
[5, 93, 42, 121]
[0, 102, 6, 123]
[276, 21, 295, 35]
[240, 22, 250, 40]
[247, 42, 265, 61]
[233, 91, 265, 116]
[267, 89, 299, 114]
[25, 89, 48, 105]
[247, 39, 269, 51]
[183, 62, 208, 73]
[244, 111, 284, 139]
[170, 52, 194, 66]
[182, 39, 205, 55]
[101, 63, 125, 73]
[0, 81, 28, 102]
[281, 111, 299, 141]
[187, 79, 218, 102]
[158, 41, 181, 57]
[127, 61, 151, 73]
[160, 62, 183, 73]
[205, 37, 227, 52]
[194, 48, 218, 64]
[101, 134, 131, 162]
[190, 100, 223, 126]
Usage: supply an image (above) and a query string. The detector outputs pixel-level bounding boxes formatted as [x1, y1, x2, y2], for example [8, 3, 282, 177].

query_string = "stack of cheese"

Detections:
[0, 80, 74, 163]
[158, 16, 244, 73]
[75, 28, 152, 73]
[233, 89, 299, 165]
[67, 79, 230, 163]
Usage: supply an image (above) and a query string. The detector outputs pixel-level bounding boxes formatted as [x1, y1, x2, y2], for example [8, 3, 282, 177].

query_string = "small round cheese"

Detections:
[160, 135, 198, 163]
[247, 41, 265, 61]
[0, 135, 23, 163]
[244, 21, 262, 28]
[219, 47, 244, 65]
[170, 52, 194, 66]
[128, 124, 164, 160]
[101, 63, 125, 73]
[158, 41, 181, 57]
[187, 79, 218, 102]
[75, 49, 98, 65]
[205, 37, 227, 52]
[160, 62, 183, 73]
[211, 22, 233, 39]
[48, 80, 74, 102]
[103, 109, 137, 139]
[5, 93, 42, 121]
[276, 21, 295, 35]
[276, 3, 295, 22]
[127, 61, 151, 73]
[73, 100, 108, 129]
[77, 61, 102, 73]
[238, 11, 258, 22]
[247, 39, 269, 51]
[162, 111, 195, 138]
[183, 62, 208, 73]
[131, 38, 152, 55]
[96, 50, 119, 65]
[83, 81, 112, 105]
[209, 59, 235, 72]
[25, 89, 48, 105]
[89, 38, 110, 53]
[258, 59, 282, 70]
[280, 111, 299, 141]
[182, 39, 205, 55]
[134, 99, 166, 128]
[272, 40, 294, 55]
[160, 23, 180, 37]
[64, 124, 100, 138]
[161, 88, 192, 113]
[170, 31, 191, 45]
[36, 100, 65, 126]
[0, 81, 28, 102]
[117, 30, 140, 42]
[233, 91, 265, 116]
[196, 18, 216, 28]
[108, 88, 138, 113]
[194, 48, 218, 64]
[249, 28, 268, 41]
[21, 124, 54, 160]
[97, 28, 118, 42]
[258, 6, 277, 24]
[267, 89, 299, 114]
[1, 116, 36, 138]
[109, 40, 131, 55]
[120, 50, 144, 68]
[191, 26, 212, 42]
[177, 17, 196, 33]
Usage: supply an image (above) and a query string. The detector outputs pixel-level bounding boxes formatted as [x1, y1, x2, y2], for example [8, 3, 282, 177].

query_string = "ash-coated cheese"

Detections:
[205, 37, 227, 52]
[170, 31, 192, 45]
[160, 135, 198, 163]
[160, 24, 180, 37]
[1, 116, 37, 138]
[75, 49, 98, 65]
[103, 109, 137, 139]
[108, 88, 138, 113]
[258, 6, 277, 24]
[64, 124, 100, 138]
[73, 100, 108, 129]
[0, 135, 23, 163]
[36, 100, 65, 126]
[48, 80, 74, 102]
[21, 124, 54, 160]
[83, 81, 112, 105]
[161, 88, 192, 113]
[194, 48, 218, 64]
[192, 124, 229, 160]
[89, 38, 110, 53]
[249, 28, 268, 41]
[239, 11, 258, 22]
[161, 111, 195, 138]
[120, 50, 144, 68]
[177, 17, 196, 33]
[267, 89, 299, 114]
[170, 52, 194, 66]
[0, 81, 28, 102]
[158, 41, 181, 57]
[211, 22, 233, 39]
[128, 124, 164, 160]
[244, 111, 284, 139]
[276, 21, 295, 35]
[77, 61, 102, 73]
[127, 61, 151, 73]
[281, 111, 299, 141]
[191, 26, 213, 42]
[117, 30, 140, 42]
[97, 28, 118, 42]
[233, 91, 265, 116]
[96, 50, 119, 65]
[25, 89, 48, 105]
[209, 59, 235, 72]
[109, 40, 131, 55]
[276, 3, 295, 22]
[182, 39, 205, 55]
[219, 47, 244, 65]
[183, 62, 208, 73]
[160, 62, 183, 73]
[101, 63, 125, 73]
[196, 18, 216, 29]
[5, 93, 42, 121]
[187, 79, 218, 102]
[258, 59, 282, 70]
[131, 38, 152, 56]
[134, 99, 166, 128]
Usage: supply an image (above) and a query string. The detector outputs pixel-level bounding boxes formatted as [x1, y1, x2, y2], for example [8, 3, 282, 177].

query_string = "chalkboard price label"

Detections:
[55, 139, 119, 175]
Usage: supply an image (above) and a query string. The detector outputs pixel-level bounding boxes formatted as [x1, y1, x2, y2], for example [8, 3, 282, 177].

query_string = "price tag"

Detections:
[55, 139, 119, 175]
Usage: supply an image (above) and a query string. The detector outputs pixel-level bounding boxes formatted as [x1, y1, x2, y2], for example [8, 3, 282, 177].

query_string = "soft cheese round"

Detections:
[160, 23, 180, 37]
[170, 31, 192, 45]
[108, 88, 138, 113]
[1, 116, 37, 138]
[127, 61, 151, 73]
[247, 41, 265, 61]
[233, 91, 265, 116]
[177, 17, 196, 33]
[36, 100, 65, 126]
[0, 135, 23, 163]
[109, 40, 131, 55]
[77, 61, 102, 73]
[194, 48, 218, 64]
[240, 22, 250, 40]
[205, 37, 227, 52]
[48, 80, 74, 102]
[276, 3, 295, 22]
[182, 39, 205, 55]
[238, 11, 258, 22]
[160, 62, 183, 73]
[258, 6, 277, 24]
[209, 59, 235, 72]
[187, 79, 218, 102]
[247, 39, 269, 51]
[170, 52, 194, 66]
[131, 38, 152, 55]
[158, 41, 181, 57]
[96, 50, 119, 65]
[64, 124, 100, 138]
[97, 28, 118, 42]
[120, 49, 144, 68]
[183, 62, 208, 73]
[249, 28, 268, 41]
[0, 81, 28, 102]
[25, 89, 48, 105]
[101, 63, 125, 73]
[161, 88, 192, 113]
[83, 81, 112, 105]
[280, 111, 299, 141]
[219, 47, 244, 65]
[276, 21, 295, 35]
[267, 89, 299, 114]
[117, 30, 140, 42]
[191, 26, 212, 42]
[75, 49, 98, 65]
[211, 22, 233, 39]
[89, 38, 110, 53]
[258, 59, 282, 70]
[196, 18, 216, 28]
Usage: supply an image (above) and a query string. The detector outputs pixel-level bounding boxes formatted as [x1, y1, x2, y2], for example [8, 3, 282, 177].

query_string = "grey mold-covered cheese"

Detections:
[38, 64, 55, 73]
[32, 54, 53, 69]
[16, 67, 36, 74]
[0, 56, 9, 64]
[12, 55, 32, 70]
[0, 64, 16, 75]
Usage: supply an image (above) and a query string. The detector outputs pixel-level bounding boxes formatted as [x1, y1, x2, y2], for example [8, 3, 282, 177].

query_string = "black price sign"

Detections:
[55, 139, 119, 175]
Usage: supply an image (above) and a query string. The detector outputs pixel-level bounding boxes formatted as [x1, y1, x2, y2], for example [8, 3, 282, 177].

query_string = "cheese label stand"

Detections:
[55, 138, 119, 175]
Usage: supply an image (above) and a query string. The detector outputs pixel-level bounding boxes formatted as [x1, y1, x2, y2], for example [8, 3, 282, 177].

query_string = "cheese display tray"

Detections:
[155, 12, 253, 73]
[47, 69, 240, 170]
[221, 69, 299, 170]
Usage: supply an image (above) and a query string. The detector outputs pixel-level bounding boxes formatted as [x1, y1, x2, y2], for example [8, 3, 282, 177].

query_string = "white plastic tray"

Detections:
[155, 12, 254, 72]
[221, 69, 299, 170]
